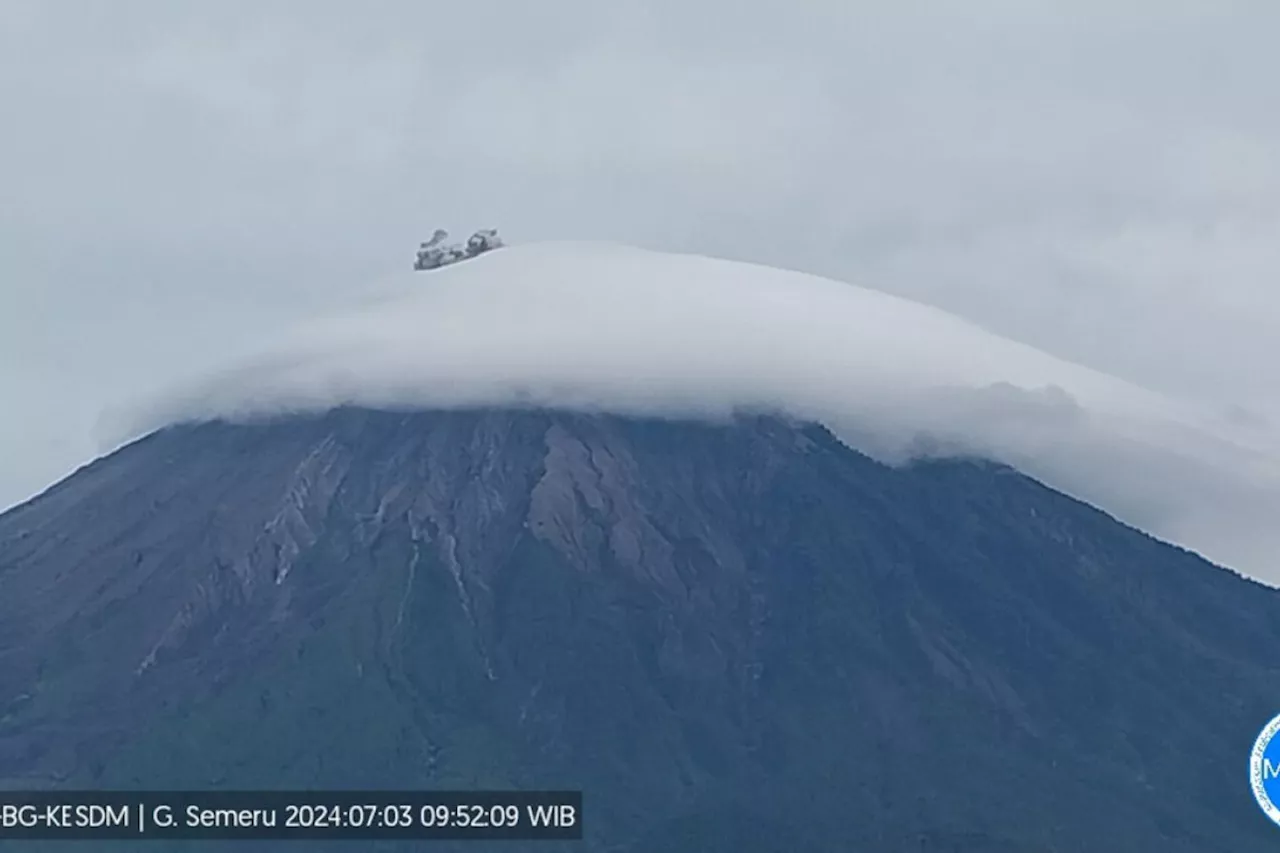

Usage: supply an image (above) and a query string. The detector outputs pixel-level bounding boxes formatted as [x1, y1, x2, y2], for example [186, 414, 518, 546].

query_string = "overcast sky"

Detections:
[4, 0, 1280, 513]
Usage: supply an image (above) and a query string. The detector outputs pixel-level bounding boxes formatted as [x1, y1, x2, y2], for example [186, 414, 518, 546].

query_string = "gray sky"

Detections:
[4, 1, 1280, 516]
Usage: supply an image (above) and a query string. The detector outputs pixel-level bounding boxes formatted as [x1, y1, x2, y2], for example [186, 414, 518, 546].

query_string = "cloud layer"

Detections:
[3, 2, 1280, 546]
[117, 243, 1280, 583]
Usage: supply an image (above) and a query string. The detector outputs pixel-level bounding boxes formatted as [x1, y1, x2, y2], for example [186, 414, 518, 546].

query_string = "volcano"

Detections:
[2, 406, 1280, 852]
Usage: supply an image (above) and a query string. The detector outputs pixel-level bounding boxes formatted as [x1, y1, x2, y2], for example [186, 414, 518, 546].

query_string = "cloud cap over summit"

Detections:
[117, 242, 1280, 583]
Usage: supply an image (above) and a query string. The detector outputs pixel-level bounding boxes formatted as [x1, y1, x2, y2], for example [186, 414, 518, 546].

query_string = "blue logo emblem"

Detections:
[1250, 714, 1280, 825]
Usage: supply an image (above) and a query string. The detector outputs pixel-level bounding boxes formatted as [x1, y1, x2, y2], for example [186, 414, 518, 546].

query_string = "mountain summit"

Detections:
[115, 243, 1280, 581]
[3, 406, 1279, 851]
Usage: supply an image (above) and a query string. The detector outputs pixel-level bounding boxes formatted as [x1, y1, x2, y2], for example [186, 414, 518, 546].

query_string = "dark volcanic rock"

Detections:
[1, 407, 1279, 851]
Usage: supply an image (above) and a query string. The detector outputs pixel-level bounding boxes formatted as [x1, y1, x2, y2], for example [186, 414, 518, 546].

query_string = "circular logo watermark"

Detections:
[1250, 714, 1280, 826]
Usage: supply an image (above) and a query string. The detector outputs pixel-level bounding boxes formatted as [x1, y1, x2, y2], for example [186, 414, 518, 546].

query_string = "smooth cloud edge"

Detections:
[96, 242, 1280, 584]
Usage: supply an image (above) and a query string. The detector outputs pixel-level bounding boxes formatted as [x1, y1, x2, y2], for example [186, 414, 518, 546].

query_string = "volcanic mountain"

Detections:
[5, 244, 1280, 852]
[2, 405, 1280, 852]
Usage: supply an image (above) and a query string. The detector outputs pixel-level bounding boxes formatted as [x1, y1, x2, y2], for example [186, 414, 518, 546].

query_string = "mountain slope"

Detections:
[2, 407, 1280, 851]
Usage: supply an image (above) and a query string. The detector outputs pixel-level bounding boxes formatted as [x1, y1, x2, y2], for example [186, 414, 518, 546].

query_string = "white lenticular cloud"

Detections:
[115, 242, 1280, 583]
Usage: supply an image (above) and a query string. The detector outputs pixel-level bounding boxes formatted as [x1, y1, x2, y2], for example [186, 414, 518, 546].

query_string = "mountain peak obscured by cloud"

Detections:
[115, 242, 1280, 583]
[4, 2, 1280, 577]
